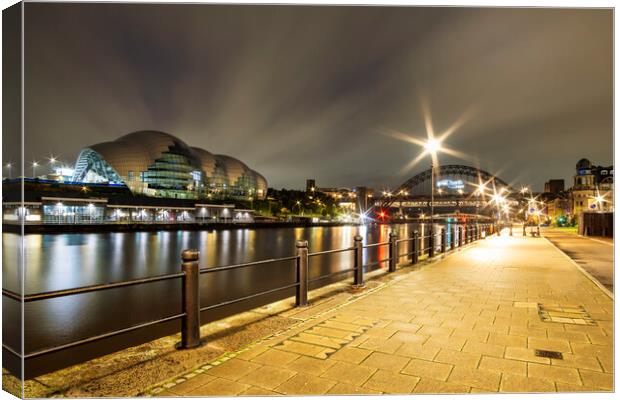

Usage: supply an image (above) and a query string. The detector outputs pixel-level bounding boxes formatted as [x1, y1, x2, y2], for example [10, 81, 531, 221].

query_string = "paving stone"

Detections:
[412, 378, 470, 393]
[398, 343, 441, 361]
[320, 361, 376, 386]
[187, 377, 251, 396]
[527, 363, 582, 385]
[500, 373, 556, 392]
[286, 355, 337, 375]
[390, 331, 429, 344]
[426, 335, 467, 351]
[206, 358, 261, 380]
[487, 332, 527, 347]
[164, 373, 217, 394]
[551, 353, 603, 372]
[237, 365, 297, 390]
[478, 356, 527, 376]
[250, 348, 300, 366]
[504, 346, 550, 364]
[275, 372, 337, 395]
[361, 351, 410, 373]
[462, 340, 505, 358]
[401, 358, 453, 381]
[527, 337, 572, 353]
[239, 386, 281, 396]
[447, 365, 501, 391]
[596, 353, 613, 373]
[386, 321, 422, 333]
[236, 345, 269, 361]
[362, 370, 420, 393]
[274, 339, 335, 358]
[579, 370, 613, 390]
[330, 346, 372, 364]
[326, 382, 382, 394]
[434, 348, 481, 368]
[358, 337, 404, 354]
[555, 382, 598, 392]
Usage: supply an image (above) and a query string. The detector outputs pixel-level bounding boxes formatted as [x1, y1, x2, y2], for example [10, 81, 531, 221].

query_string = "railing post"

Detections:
[181, 249, 201, 349]
[296, 240, 309, 307]
[429, 231, 435, 258]
[459, 227, 463, 247]
[523, 224, 526, 236]
[537, 226, 540, 237]
[441, 228, 446, 253]
[412, 230, 419, 264]
[388, 232, 398, 272]
[354, 235, 364, 286]
[451, 226, 456, 250]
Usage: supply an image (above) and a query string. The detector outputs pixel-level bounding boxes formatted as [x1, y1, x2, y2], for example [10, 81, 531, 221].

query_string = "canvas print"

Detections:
[1, 2, 614, 398]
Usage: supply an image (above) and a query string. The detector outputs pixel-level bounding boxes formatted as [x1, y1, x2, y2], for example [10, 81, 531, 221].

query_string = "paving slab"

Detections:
[136, 234, 614, 395]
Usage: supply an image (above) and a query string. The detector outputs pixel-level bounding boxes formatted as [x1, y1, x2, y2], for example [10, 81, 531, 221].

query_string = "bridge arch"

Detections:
[397, 164, 514, 196]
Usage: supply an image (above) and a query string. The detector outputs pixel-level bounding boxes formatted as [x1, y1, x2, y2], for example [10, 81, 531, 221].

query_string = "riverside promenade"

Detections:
[149, 231, 614, 395]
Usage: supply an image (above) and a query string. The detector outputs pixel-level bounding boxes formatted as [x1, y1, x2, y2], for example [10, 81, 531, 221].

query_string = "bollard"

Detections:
[441, 228, 446, 253]
[388, 232, 397, 272]
[523, 224, 526, 236]
[537, 226, 540, 237]
[295, 241, 309, 306]
[412, 231, 419, 264]
[181, 249, 201, 349]
[459, 227, 463, 247]
[509, 224, 513, 236]
[354, 235, 364, 286]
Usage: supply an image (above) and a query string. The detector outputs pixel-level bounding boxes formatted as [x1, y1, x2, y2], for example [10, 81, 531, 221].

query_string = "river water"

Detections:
[2, 222, 462, 377]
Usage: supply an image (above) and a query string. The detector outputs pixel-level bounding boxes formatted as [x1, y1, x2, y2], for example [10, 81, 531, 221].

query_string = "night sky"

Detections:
[13, 4, 613, 191]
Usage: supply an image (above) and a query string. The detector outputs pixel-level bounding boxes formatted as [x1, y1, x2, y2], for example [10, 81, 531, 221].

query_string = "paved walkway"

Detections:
[542, 227, 614, 292]
[152, 233, 613, 395]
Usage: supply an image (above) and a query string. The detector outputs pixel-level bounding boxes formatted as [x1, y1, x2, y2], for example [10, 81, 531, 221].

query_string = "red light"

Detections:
[378, 211, 386, 218]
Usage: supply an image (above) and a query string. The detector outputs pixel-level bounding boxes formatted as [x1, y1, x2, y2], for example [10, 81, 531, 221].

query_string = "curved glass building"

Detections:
[72, 131, 267, 199]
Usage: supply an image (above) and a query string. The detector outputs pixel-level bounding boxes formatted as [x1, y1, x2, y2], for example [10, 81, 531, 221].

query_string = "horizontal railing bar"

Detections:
[20, 272, 186, 303]
[200, 282, 300, 312]
[362, 241, 389, 249]
[24, 312, 186, 359]
[395, 238, 412, 244]
[308, 267, 357, 284]
[308, 247, 355, 257]
[2, 289, 21, 301]
[199, 256, 299, 274]
[2, 344, 21, 358]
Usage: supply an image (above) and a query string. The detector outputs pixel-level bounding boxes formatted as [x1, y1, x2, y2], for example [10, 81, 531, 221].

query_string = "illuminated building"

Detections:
[570, 158, 613, 215]
[71, 131, 267, 200]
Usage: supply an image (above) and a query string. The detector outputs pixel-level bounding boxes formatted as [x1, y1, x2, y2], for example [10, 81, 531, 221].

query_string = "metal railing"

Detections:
[2, 223, 494, 363]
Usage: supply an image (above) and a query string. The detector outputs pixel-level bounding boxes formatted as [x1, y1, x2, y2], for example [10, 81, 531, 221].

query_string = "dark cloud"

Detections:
[18, 4, 612, 191]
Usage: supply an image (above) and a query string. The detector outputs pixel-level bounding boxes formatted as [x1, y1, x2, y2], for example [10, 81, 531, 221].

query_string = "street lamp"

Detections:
[32, 161, 38, 179]
[5, 162, 12, 179]
[424, 138, 442, 247]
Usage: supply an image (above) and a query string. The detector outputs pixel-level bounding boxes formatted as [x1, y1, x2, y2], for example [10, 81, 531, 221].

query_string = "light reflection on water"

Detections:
[2, 222, 466, 376]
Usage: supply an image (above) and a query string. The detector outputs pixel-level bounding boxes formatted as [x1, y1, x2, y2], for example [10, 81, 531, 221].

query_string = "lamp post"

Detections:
[5, 163, 12, 179]
[424, 139, 440, 251]
[32, 161, 38, 179]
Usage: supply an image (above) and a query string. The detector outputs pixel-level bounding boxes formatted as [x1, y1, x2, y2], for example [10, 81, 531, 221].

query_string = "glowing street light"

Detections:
[5, 162, 12, 179]
[32, 161, 39, 178]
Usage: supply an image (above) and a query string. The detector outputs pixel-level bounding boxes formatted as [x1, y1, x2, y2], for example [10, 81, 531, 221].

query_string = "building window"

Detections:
[128, 171, 134, 181]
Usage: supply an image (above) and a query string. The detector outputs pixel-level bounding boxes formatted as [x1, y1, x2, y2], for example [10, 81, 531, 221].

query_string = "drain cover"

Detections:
[537, 304, 596, 326]
[535, 349, 563, 359]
